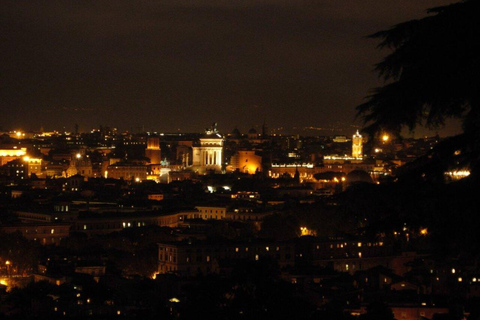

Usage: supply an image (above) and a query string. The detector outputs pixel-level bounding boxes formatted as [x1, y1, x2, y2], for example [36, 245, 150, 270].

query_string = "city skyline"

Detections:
[1, 0, 460, 137]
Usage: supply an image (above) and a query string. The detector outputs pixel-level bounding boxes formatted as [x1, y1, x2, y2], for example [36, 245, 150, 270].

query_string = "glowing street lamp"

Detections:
[5, 260, 11, 277]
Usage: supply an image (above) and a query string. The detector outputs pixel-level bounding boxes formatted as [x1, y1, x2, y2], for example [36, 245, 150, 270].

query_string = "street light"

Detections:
[5, 260, 11, 277]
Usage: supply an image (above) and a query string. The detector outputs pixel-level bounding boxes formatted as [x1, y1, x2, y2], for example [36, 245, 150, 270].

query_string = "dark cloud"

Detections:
[0, 0, 458, 135]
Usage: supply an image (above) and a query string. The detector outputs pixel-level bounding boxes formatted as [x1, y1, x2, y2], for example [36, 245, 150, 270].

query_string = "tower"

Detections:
[145, 136, 162, 164]
[352, 130, 363, 159]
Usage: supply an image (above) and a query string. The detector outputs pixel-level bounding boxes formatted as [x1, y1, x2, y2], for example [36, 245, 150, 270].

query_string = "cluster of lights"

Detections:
[445, 170, 470, 177]
[271, 163, 314, 168]
[324, 155, 362, 160]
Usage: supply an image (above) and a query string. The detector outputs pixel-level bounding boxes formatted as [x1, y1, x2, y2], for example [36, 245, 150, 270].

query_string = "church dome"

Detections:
[231, 127, 241, 137]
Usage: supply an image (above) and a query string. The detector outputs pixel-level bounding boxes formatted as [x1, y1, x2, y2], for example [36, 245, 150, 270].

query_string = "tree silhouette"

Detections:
[357, 0, 480, 173]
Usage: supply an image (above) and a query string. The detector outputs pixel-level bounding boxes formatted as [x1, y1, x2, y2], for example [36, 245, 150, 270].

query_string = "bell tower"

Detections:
[145, 136, 162, 164]
[352, 130, 363, 159]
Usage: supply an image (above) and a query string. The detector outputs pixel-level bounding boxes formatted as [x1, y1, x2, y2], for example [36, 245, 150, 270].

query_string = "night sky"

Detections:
[1, 0, 459, 136]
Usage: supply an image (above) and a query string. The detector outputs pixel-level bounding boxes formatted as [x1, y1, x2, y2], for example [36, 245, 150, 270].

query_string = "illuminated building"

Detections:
[145, 136, 162, 164]
[23, 157, 43, 177]
[229, 150, 262, 174]
[0, 147, 27, 165]
[147, 193, 164, 201]
[352, 130, 363, 158]
[269, 163, 316, 182]
[192, 206, 227, 220]
[269, 160, 387, 187]
[192, 123, 223, 173]
[106, 162, 147, 181]
[333, 135, 349, 143]
[65, 161, 78, 178]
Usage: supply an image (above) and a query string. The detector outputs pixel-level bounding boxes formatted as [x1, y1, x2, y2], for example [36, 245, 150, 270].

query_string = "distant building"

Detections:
[332, 135, 349, 143]
[0, 158, 28, 180]
[158, 239, 295, 276]
[145, 136, 161, 164]
[75, 157, 93, 178]
[24, 157, 43, 178]
[0, 147, 27, 166]
[1, 223, 71, 245]
[352, 130, 363, 158]
[229, 150, 262, 174]
[193, 206, 227, 220]
[247, 127, 258, 140]
[106, 162, 147, 181]
[192, 123, 223, 173]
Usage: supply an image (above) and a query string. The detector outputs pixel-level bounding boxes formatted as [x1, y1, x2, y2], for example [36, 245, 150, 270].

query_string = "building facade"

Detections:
[192, 124, 223, 173]
[352, 130, 363, 159]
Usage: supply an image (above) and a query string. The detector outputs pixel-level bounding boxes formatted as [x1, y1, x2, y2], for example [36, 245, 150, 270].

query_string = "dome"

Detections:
[248, 127, 257, 134]
[230, 127, 241, 137]
[346, 170, 373, 185]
